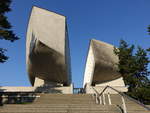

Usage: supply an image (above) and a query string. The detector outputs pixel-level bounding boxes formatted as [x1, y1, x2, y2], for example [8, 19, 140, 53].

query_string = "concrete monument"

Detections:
[83, 39, 128, 93]
[26, 6, 72, 89]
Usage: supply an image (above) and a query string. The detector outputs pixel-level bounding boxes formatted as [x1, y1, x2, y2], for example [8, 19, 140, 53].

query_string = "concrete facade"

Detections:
[0, 7, 129, 94]
[83, 39, 128, 93]
[26, 6, 72, 87]
[0, 86, 73, 94]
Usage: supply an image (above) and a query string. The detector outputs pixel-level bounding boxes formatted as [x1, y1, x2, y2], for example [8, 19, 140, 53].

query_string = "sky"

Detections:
[0, 0, 150, 87]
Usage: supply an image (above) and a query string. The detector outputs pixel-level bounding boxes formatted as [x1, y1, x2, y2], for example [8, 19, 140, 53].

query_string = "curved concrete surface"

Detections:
[83, 39, 125, 87]
[91, 39, 121, 84]
[26, 6, 71, 86]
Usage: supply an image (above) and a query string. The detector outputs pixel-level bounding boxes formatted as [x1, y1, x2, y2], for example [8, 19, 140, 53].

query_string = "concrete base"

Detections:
[0, 85, 73, 94]
[0, 87, 35, 92]
[34, 77, 63, 87]
[85, 84, 128, 94]
[35, 84, 73, 94]
[95, 77, 125, 87]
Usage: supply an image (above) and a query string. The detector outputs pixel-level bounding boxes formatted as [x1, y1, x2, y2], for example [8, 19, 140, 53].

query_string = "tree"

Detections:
[0, 0, 19, 63]
[148, 25, 150, 35]
[147, 25, 150, 52]
[114, 40, 150, 104]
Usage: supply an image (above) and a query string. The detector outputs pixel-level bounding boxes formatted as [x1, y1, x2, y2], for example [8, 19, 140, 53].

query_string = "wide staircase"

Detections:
[0, 86, 150, 113]
[0, 94, 121, 113]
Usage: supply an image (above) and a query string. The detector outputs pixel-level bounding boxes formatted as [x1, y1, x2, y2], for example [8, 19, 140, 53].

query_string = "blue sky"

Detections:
[0, 0, 150, 87]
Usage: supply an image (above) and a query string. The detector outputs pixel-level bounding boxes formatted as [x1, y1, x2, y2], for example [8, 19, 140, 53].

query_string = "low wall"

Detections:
[85, 85, 128, 94]
[0, 85, 73, 94]
[0, 87, 35, 92]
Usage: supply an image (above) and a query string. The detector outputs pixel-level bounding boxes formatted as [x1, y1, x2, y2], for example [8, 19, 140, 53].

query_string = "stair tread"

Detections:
[1, 94, 149, 113]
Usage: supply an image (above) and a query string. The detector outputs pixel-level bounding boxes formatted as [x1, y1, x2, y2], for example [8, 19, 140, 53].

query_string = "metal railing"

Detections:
[73, 88, 84, 94]
[90, 86, 100, 104]
[90, 85, 150, 113]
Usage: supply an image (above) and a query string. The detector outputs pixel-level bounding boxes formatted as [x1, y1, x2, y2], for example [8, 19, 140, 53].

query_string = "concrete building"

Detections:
[83, 39, 128, 93]
[26, 6, 72, 88]
[0, 6, 73, 94]
[0, 6, 150, 113]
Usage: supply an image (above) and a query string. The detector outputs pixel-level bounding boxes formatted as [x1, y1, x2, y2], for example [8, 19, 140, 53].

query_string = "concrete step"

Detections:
[4, 104, 102, 107]
[0, 112, 118, 113]
[1, 94, 149, 113]
[1, 105, 117, 109]
[0, 110, 119, 113]
[128, 111, 150, 113]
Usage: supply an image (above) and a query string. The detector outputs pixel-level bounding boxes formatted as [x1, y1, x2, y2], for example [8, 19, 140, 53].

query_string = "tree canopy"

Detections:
[0, 0, 19, 63]
[114, 40, 150, 104]
[148, 25, 150, 35]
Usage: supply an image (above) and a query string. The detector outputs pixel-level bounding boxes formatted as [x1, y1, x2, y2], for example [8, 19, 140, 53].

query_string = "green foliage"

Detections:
[0, 48, 8, 63]
[0, 0, 19, 63]
[114, 40, 150, 104]
[148, 25, 150, 35]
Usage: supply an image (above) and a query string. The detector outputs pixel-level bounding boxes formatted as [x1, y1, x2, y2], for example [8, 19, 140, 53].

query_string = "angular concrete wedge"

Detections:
[26, 6, 71, 86]
[83, 39, 127, 93]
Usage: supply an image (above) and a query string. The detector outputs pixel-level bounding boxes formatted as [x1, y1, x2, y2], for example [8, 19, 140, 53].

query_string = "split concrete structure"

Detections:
[83, 39, 128, 93]
[0, 7, 73, 94]
[26, 6, 72, 93]
[1, 6, 150, 113]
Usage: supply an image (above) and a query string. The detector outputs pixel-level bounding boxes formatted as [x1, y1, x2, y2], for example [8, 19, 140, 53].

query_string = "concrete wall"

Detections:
[83, 39, 124, 88]
[0, 87, 35, 92]
[95, 77, 125, 86]
[0, 86, 73, 94]
[26, 6, 72, 86]
[83, 43, 95, 87]
[85, 84, 128, 94]
[83, 39, 128, 93]
[26, 6, 66, 57]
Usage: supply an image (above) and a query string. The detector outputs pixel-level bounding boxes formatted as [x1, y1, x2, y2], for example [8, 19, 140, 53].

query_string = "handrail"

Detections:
[91, 86, 99, 95]
[98, 86, 109, 97]
[108, 86, 150, 111]
[83, 83, 99, 95]
[96, 85, 150, 111]
[116, 105, 124, 113]
[91, 86, 100, 104]
[83, 84, 100, 104]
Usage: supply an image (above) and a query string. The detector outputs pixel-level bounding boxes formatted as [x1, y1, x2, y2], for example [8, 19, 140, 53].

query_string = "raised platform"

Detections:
[0, 86, 73, 94]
